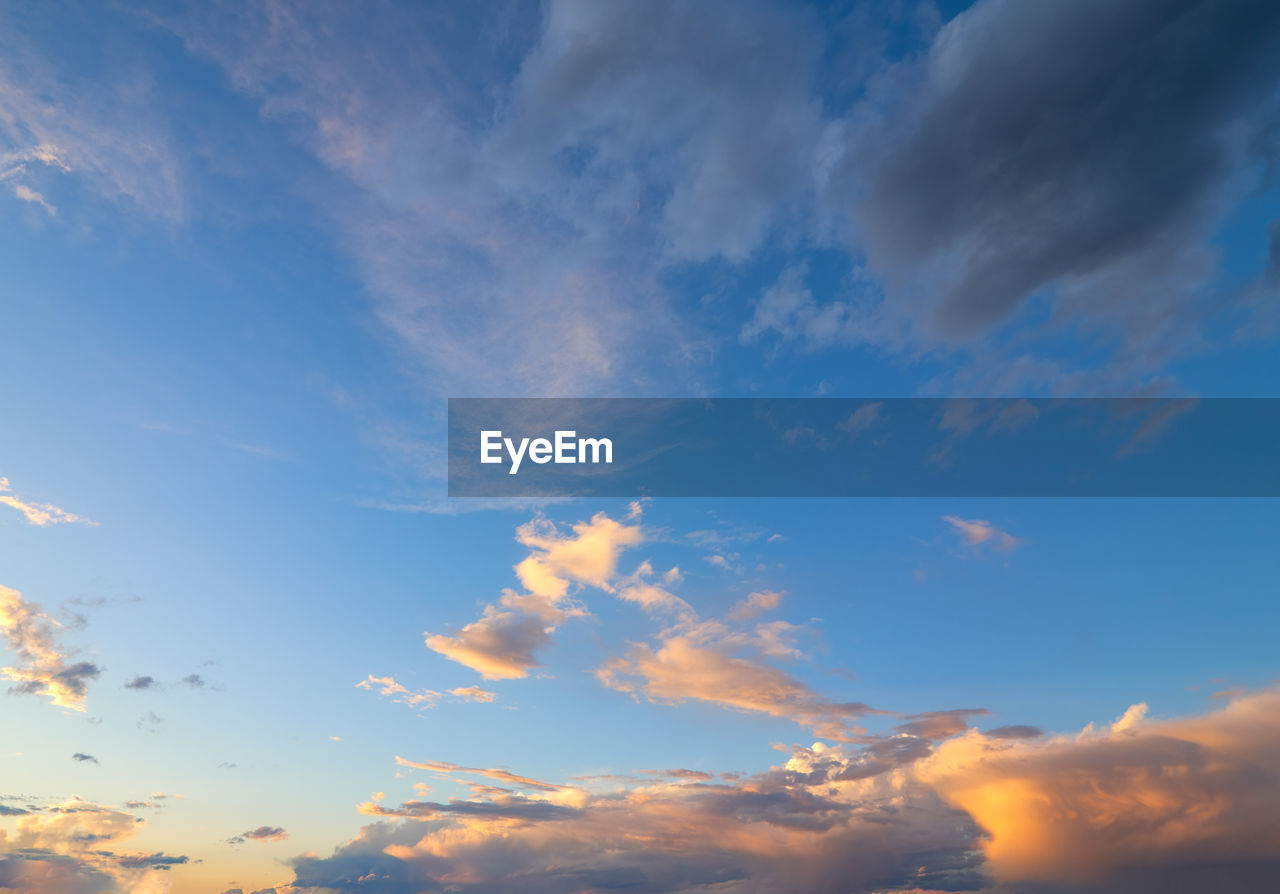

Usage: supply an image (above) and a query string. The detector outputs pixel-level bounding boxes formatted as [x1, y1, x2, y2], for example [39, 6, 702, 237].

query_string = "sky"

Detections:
[2, 1, 1280, 892]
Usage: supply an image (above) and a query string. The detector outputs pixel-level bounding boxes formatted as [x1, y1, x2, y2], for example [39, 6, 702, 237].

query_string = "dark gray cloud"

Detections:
[362, 798, 579, 822]
[112, 853, 189, 870]
[180, 673, 205, 688]
[894, 708, 991, 740]
[986, 724, 1044, 740]
[123, 675, 155, 690]
[840, 0, 1280, 374]
[71, 753, 99, 765]
[228, 826, 288, 845]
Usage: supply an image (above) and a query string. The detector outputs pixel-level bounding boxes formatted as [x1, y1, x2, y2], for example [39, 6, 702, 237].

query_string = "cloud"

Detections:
[394, 756, 574, 797]
[984, 724, 1043, 740]
[0, 583, 101, 711]
[0, 798, 189, 893]
[179, 673, 205, 688]
[424, 609, 553, 682]
[70, 753, 98, 765]
[942, 515, 1022, 552]
[164, 0, 776, 396]
[10, 183, 55, 215]
[228, 826, 288, 845]
[0, 477, 93, 527]
[834, 0, 1280, 386]
[357, 676, 439, 709]
[0, 10, 185, 223]
[123, 675, 155, 690]
[615, 562, 694, 617]
[920, 689, 1280, 887]
[598, 617, 877, 741]
[448, 686, 496, 704]
[426, 508, 872, 740]
[426, 510, 645, 678]
[5, 0, 1278, 418]
[726, 590, 785, 622]
[837, 401, 882, 438]
[277, 690, 1280, 893]
[357, 676, 496, 709]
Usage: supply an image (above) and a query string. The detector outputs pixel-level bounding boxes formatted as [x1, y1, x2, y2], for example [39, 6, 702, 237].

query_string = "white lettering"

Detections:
[529, 438, 553, 464]
[577, 437, 612, 465]
[480, 431, 503, 464]
[504, 436, 530, 475]
[555, 430, 576, 463]
[481, 431, 614, 474]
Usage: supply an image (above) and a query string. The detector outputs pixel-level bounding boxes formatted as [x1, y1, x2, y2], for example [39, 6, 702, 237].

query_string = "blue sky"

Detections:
[3, 2, 1280, 893]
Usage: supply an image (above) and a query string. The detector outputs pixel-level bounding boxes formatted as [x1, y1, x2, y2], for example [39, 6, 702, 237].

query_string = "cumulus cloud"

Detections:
[425, 510, 645, 678]
[921, 689, 1280, 887]
[276, 690, 1280, 893]
[942, 515, 1022, 552]
[0, 583, 100, 711]
[0, 477, 93, 527]
[834, 0, 1280, 388]
[425, 508, 877, 740]
[0, 798, 188, 893]
[424, 608, 554, 682]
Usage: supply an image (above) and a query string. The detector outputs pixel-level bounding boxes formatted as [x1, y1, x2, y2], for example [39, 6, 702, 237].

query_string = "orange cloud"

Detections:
[920, 689, 1280, 885]
[942, 515, 1021, 551]
[357, 675, 497, 708]
[0, 584, 100, 711]
[280, 690, 1280, 893]
[0, 476, 94, 527]
[425, 510, 645, 678]
[727, 590, 785, 621]
[0, 798, 188, 891]
[597, 619, 876, 741]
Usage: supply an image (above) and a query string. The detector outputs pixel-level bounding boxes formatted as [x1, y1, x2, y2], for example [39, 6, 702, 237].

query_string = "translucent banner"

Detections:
[447, 398, 1280, 497]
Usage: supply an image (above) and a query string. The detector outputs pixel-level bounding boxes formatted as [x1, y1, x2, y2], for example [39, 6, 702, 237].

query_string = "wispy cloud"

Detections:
[0, 477, 94, 527]
[357, 675, 499, 712]
[597, 616, 878, 741]
[942, 515, 1022, 552]
[726, 590, 785, 622]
